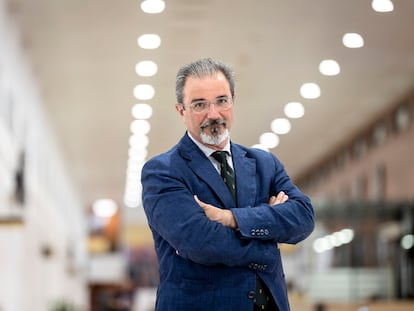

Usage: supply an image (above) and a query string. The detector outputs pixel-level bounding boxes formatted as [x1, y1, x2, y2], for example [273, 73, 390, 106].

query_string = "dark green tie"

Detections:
[212, 152, 274, 310]
[211, 151, 236, 202]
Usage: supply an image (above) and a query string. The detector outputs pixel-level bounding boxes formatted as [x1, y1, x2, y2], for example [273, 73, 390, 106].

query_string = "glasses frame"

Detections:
[183, 96, 234, 114]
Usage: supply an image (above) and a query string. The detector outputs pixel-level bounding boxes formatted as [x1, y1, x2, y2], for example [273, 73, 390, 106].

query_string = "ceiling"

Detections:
[8, 0, 414, 212]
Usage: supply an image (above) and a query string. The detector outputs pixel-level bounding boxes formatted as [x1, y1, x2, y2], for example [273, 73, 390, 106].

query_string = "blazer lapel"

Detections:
[231, 145, 257, 208]
[178, 134, 236, 208]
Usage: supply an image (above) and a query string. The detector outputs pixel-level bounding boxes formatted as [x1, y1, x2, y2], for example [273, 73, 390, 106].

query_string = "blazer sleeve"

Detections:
[141, 157, 279, 273]
[231, 152, 315, 244]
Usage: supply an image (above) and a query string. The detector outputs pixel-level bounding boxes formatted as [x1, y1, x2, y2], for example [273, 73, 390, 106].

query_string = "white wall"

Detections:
[0, 1, 88, 310]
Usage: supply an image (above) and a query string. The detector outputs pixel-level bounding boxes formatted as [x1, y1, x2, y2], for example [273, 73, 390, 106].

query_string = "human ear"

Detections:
[175, 103, 185, 116]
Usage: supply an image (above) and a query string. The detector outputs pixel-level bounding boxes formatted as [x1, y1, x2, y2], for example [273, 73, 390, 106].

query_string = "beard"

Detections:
[199, 119, 229, 146]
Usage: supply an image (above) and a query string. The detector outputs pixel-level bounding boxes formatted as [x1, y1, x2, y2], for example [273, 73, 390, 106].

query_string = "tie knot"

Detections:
[211, 151, 228, 163]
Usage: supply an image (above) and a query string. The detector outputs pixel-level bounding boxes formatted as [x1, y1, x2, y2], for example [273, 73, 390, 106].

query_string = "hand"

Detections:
[194, 195, 238, 229]
[268, 191, 288, 206]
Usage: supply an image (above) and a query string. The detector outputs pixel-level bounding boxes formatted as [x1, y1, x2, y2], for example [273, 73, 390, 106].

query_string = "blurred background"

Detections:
[1, 0, 413, 310]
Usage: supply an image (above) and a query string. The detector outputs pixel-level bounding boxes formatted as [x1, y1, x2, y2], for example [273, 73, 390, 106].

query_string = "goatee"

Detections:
[200, 119, 228, 146]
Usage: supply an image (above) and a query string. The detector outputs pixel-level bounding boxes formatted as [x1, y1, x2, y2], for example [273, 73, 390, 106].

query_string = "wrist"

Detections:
[226, 210, 238, 229]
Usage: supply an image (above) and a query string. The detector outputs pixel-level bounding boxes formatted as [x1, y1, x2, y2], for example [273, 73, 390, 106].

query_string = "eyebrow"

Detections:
[190, 95, 228, 103]
[190, 98, 207, 103]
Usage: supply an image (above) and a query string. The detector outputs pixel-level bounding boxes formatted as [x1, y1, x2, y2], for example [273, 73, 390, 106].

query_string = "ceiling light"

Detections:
[284, 102, 305, 119]
[259, 132, 280, 149]
[135, 60, 158, 77]
[92, 199, 118, 218]
[372, 0, 394, 12]
[124, 194, 141, 210]
[129, 134, 149, 148]
[140, 0, 165, 14]
[128, 147, 148, 161]
[132, 103, 153, 119]
[271, 118, 291, 135]
[127, 160, 144, 174]
[300, 83, 321, 99]
[124, 181, 142, 199]
[126, 167, 144, 181]
[313, 237, 332, 253]
[313, 228, 354, 253]
[133, 84, 155, 100]
[319, 59, 341, 76]
[137, 34, 161, 49]
[130, 119, 151, 135]
[342, 33, 364, 48]
[339, 228, 354, 243]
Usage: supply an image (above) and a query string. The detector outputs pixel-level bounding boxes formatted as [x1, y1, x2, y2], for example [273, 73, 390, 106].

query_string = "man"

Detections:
[141, 58, 314, 311]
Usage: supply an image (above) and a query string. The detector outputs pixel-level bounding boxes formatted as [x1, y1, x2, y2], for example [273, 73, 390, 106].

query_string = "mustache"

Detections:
[200, 119, 226, 129]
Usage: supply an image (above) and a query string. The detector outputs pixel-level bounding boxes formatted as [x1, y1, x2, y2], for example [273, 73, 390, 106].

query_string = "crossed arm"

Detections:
[194, 191, 289, 229]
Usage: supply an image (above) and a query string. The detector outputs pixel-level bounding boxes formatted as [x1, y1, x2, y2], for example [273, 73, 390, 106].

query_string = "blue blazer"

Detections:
[141, 133, 314, 311]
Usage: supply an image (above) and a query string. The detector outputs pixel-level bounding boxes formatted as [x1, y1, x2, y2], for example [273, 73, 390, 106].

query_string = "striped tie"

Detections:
[212, 151, 276, 310]
[211, 151, 236, 202]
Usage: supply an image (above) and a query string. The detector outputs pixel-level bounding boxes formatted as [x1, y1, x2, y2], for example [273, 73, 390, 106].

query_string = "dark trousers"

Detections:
[253, 298, 278, 311]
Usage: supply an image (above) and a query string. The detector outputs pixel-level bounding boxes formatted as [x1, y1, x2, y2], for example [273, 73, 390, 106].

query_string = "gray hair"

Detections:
[175, 58, 235, 105]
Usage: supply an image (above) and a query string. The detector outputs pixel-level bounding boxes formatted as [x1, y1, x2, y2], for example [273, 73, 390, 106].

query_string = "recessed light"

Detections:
[132, 103, 153, 119]
[342, 33, 364, 48]
[130, 119, 151, 134]
[284, 102, 305, 119]
[135, 60, 158, 77]
[372, 0, 394, 12]
[259, 132, 280, 149]
[137, 34, 161, 49]
[271, 118, 291, 135]
[133, 84, 155, 100]
[140, 0, 165, 14]
[319, 59, 341, 76]
[300, 83, 321, 99]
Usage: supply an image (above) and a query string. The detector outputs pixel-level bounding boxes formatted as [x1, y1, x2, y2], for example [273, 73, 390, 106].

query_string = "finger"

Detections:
[274, 191, 285, 203]
[194, 195, 205, 208]
[268, 196, 277, 205]
[276, 191, 289, 204]
[279, 193, 288, 203]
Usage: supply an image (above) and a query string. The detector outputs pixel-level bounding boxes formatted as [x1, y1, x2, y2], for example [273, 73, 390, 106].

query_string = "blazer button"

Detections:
[247, 290, 256, 299]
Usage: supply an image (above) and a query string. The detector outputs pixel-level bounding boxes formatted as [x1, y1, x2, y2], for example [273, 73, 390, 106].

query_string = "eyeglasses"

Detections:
[184, 96, 234, 113]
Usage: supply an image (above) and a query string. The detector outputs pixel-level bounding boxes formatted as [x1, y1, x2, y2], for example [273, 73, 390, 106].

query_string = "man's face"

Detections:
[176, 72, 234, 150]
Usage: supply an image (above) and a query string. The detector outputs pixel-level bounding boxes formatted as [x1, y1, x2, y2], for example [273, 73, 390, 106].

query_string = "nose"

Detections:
[206, 102, 221, 118]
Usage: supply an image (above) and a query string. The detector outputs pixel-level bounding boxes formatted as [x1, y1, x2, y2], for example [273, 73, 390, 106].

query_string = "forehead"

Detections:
[183, 72, 231, 100]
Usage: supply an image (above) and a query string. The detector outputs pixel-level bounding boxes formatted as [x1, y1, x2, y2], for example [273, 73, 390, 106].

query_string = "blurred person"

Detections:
[141, 58, 315, 311]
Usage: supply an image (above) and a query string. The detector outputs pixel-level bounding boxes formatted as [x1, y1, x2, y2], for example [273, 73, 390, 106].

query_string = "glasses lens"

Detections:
[191, 101, 208, 112]
[216, 97, 232, 109]
[190, 97, 232, 113]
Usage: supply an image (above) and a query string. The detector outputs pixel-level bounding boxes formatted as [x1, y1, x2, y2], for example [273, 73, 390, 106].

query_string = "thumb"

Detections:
[194, 195, 204, 208]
